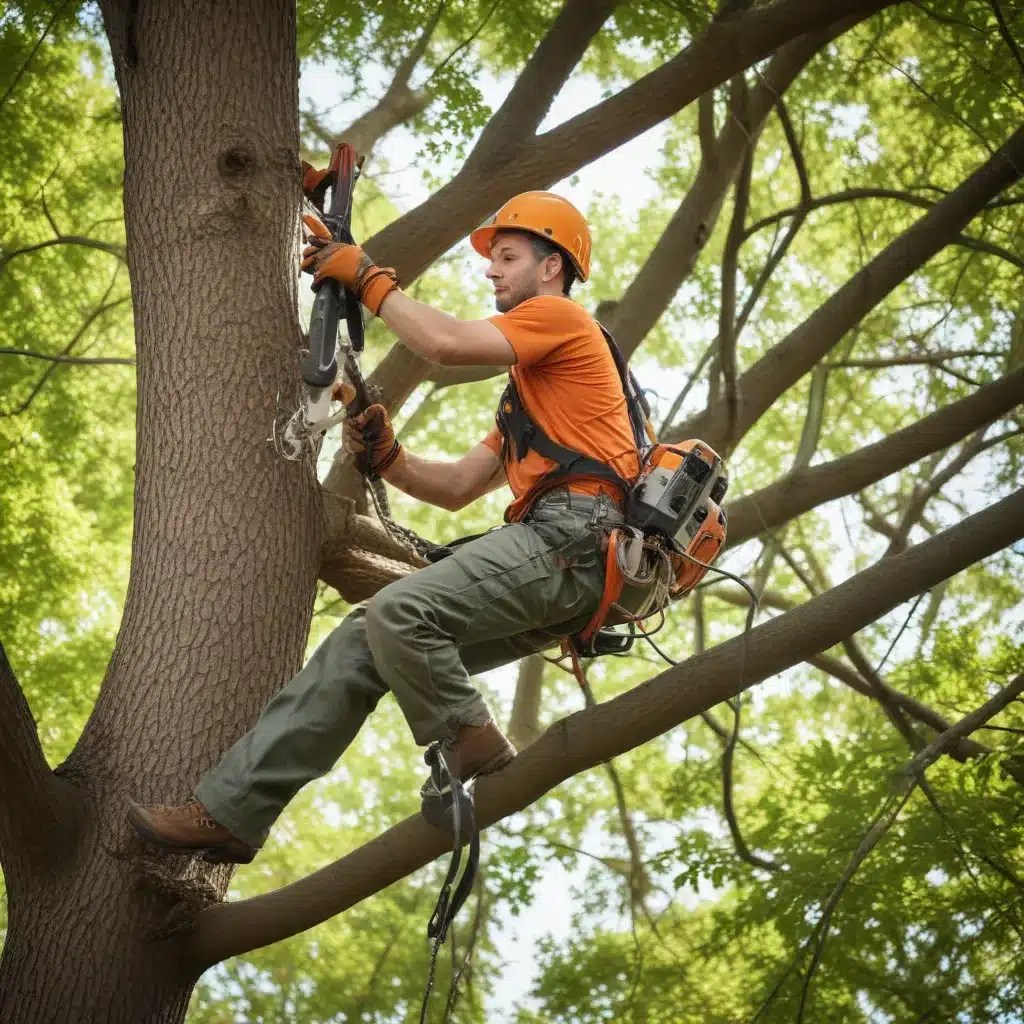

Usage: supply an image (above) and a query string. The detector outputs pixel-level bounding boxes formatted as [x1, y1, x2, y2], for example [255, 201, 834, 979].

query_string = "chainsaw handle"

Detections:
[300, 142, 365, 389]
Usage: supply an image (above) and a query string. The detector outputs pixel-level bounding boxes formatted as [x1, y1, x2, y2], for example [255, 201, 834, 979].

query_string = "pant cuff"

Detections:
[195, 775, 271, 852]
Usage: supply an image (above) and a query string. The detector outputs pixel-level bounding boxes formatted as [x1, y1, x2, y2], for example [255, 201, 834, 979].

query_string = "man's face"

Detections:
[485, 232, 559, 313]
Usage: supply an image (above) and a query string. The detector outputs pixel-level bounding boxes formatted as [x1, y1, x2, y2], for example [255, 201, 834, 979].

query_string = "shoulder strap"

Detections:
[492, 320, 654, 502]
[598, 324, 656, 450]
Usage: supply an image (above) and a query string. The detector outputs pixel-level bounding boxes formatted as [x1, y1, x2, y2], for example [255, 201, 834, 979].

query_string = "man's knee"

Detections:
[364, 582, 421, 654]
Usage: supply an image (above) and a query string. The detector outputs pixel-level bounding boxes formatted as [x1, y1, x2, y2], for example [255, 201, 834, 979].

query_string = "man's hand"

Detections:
[341, 400, 402, 477]
[301, 214, 400, 316]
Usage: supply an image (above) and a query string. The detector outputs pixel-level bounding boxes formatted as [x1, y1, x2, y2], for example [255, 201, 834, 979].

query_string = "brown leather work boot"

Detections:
[455, 720, 517, 780]
[127, 798, 257, 864]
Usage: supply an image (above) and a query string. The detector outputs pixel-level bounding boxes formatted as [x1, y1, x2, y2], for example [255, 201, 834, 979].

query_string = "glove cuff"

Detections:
[359, 267, 401, 316]
[368, 439, 402, 479]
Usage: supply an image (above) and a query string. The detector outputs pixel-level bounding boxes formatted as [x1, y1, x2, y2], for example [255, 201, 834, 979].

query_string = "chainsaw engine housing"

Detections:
[626, 441, 727, 550]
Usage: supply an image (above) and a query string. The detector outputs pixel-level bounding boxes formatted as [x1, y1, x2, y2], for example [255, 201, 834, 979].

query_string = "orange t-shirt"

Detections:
[481, 295, 640, 521]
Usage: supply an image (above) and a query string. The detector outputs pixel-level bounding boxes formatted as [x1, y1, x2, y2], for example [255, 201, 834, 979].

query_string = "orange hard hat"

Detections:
[470, 191, 591, 281]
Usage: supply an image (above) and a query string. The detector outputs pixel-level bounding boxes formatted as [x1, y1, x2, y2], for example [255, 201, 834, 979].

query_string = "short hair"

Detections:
[504, 229, 576, 295]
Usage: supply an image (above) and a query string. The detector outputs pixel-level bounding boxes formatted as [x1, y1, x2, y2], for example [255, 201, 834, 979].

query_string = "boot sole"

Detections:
[126, 802, 257, 865]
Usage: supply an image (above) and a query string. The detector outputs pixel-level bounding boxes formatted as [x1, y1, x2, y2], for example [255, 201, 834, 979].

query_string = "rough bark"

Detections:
[0, 3, 314, 1022]
[672, 125, 1024, 452]
[0, 645, 81, 881]
[189, 487, 1024, 965]
[725, 367, 1024, 546]
[362, 0, 899, 416]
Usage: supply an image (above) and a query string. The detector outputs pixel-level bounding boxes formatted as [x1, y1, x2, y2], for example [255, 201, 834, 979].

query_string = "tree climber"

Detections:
[128, 192, 657, 864]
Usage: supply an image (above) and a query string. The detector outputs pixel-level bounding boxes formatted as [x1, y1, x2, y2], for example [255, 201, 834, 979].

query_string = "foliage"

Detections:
[2, 0, 1023, 1020]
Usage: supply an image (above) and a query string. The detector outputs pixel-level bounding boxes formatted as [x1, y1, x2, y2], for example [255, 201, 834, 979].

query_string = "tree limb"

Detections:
[708, 585, 1003, 768]
[883, 427, 993, 556]
[0, 643, 78, 876]
[0, 347, 134, 366]
[720, 93, 816, 359]
[0, 0, 74, 110]
[469, 0, 619, 163]
[711, 83, 754, 441]
[674, 125, 1024, 452]
[1, 235, 128, 267]
[826, 348, 1001, 369]
[742, 190, 1024, 274]
[724, 367, 1024, 546]
[0, 293, 131, 418]
[316, 4, 446, 157]
[741, 187, 1023, 241]
[363, 0, 899, 413]
[507, 655, 546, 750]
[989, 0, 1024, 84]
[605, 21, 854, 358]
[189, 488, 1024, 966]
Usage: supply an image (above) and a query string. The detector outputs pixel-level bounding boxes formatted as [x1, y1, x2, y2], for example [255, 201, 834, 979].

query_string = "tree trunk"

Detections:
[0, 2, 314, 1021]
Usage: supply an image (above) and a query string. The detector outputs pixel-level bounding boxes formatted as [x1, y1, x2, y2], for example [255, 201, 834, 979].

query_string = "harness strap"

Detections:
[579, 528, 626, 646]
[495, 376, 633, 501]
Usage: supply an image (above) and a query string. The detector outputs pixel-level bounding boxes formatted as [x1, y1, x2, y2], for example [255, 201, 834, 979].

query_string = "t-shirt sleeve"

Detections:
[481, 426, 502, 456]
[488, 296, 590, 367]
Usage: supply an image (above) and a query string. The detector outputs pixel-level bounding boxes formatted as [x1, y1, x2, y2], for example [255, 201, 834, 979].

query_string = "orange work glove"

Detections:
[300, 160, 332, 206]
[342, 402, 402, 478]
[301, 214, 400, 317]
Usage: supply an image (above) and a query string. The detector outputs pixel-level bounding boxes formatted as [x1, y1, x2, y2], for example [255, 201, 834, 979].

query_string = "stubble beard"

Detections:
[495, 280, 537, 314]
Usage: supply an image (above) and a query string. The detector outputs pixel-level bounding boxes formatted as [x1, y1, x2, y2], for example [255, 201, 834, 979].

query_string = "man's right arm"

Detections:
[380, 442, 506, 512]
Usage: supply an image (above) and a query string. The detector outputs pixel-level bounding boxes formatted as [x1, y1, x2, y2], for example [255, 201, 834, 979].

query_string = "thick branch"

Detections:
[605, 22, 852, 358]
[365, 0, 898, 412]
[675, 126, 1024, 451]
[725, 368, 1024, 546]
[190, 488, 1024, 966]
[0, 643, 76, 874]
[507, 655, 546, 749]
[469, 0, 619, 161]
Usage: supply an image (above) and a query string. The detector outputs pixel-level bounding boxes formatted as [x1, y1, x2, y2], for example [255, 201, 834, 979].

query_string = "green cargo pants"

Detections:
[196, 489, 627, 849]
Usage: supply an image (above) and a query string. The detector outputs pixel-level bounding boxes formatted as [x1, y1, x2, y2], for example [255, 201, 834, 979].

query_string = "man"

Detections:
[128, 191, 643, 864]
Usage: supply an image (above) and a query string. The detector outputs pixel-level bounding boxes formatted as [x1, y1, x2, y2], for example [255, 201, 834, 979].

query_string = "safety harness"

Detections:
[493, 326, 729, 687]
[495, 325, 655, 511]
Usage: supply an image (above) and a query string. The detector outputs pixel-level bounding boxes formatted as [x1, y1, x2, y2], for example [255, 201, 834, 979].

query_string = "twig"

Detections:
[1, 281, 129, 418]
[424, 0, 500, 85]
[0, 0, 73, 111]
[659, 342, 716, 435]
[0, 348, 133, 366]
[795, 674, 1024, 1020]
[989, 0, 1024, 84]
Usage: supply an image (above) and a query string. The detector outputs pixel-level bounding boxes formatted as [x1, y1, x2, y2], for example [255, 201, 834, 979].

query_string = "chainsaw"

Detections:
[271, 142, 374, 461]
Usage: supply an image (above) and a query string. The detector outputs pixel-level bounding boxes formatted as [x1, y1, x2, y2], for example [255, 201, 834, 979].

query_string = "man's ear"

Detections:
[542, 251, 563, 284]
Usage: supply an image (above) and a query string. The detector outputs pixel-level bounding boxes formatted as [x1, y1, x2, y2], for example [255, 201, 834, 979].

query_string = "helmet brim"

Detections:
[468, 224, 589, 282]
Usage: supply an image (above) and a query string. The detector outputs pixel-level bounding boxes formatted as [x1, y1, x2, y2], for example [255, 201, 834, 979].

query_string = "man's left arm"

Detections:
[377, 289, 515, 368]
[301, 223, 515, 368]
